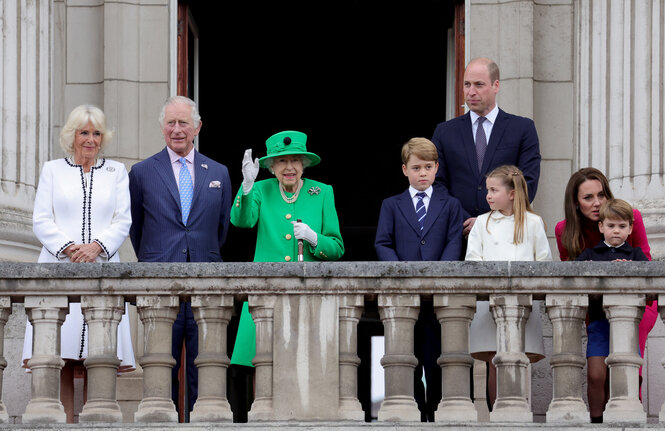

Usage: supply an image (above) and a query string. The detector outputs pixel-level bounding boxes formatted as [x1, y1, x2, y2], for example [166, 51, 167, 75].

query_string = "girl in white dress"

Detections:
[23, 105, 135, 423]
[465, 165, 552, 409]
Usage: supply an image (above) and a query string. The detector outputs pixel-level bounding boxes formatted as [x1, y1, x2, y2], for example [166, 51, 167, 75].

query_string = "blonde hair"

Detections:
[59, 105, 113, 155]
[401, 138, 438, 165]
[599, 199, 634, 224]
[486, 165, 532, 244]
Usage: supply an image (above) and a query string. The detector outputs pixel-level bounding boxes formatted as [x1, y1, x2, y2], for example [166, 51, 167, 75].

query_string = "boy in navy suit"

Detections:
[575, 198, 647, 423]
[576, 199, 648, 262]
[374, 138, 464, 421]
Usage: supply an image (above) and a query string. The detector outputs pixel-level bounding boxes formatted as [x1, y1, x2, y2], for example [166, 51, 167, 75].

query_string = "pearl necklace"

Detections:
[279, 179, 303, 204]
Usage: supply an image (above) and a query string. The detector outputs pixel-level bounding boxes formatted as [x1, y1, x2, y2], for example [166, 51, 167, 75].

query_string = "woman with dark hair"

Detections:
[555, 167, 654, 423]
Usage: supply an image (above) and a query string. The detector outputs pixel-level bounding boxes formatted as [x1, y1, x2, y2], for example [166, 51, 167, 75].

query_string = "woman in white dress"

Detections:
[23, 104, 135, 423]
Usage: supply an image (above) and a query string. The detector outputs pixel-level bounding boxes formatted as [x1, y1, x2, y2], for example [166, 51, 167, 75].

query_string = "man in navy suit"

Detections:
[432, 57, 541, 238]
[375, 138, 463, 421]
[129, 96, 232, 417]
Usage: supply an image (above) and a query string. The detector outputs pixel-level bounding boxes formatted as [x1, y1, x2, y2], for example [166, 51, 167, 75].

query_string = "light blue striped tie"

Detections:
[415, 192, 427, 231]
[178, 158, 193, 225]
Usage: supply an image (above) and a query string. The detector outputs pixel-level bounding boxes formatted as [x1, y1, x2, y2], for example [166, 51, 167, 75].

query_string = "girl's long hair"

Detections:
[561, 168, 613, 260]
[486, 165, 532, 244]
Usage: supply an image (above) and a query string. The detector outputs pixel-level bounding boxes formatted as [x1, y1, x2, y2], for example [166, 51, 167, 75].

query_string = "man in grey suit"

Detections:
[129, 96, 232, 417]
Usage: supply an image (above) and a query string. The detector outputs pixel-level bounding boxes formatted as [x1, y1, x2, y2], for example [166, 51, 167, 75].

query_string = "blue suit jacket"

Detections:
[374, 188, 464, 261]
[432, 109, 541, 218]
[129, 148, 232, 262]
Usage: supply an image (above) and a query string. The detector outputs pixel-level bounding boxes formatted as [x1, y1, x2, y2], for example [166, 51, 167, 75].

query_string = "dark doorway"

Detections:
[187, 0, 456, 262]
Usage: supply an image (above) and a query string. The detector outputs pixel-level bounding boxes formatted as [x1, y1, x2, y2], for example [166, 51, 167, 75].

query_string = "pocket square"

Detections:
[209, 180, 221, 188]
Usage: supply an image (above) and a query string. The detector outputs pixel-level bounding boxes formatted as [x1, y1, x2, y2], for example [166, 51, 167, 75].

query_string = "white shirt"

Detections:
[465, 210, 552, 261]
[167, 146, 195, 189]
[470, 105, 499, 145]
[408, 185, 433, 212]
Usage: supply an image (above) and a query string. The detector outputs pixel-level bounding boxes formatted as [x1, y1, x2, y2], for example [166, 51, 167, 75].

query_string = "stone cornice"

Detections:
[0, 262, 661, 300]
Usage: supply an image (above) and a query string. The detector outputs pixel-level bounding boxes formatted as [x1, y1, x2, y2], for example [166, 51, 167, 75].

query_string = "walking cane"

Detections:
[297, 219, 304, 262]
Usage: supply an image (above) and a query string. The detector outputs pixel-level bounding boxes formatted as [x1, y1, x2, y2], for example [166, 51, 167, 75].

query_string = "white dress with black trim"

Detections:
[22, 157, 135, 371]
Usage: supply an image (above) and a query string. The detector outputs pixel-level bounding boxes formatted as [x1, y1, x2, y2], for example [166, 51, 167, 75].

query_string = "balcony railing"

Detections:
[0, 261, 663, 424]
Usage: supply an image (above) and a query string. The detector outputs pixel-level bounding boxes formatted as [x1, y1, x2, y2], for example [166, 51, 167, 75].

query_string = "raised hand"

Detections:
[241, 149, 260, 194]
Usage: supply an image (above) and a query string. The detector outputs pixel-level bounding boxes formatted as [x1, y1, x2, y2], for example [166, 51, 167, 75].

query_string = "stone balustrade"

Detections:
[0, 261, 663, 424]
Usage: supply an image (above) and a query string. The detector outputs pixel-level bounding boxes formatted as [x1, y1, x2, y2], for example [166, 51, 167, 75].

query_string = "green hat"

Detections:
[259, 130, 321, 168]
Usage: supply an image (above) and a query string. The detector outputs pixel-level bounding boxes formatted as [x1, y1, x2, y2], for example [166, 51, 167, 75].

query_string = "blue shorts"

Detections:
[586, 318, 610, 357]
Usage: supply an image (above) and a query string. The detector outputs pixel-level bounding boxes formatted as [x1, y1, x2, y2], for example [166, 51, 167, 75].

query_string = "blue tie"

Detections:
[415, 192, 427, 231]
[178, 158, 193, 225]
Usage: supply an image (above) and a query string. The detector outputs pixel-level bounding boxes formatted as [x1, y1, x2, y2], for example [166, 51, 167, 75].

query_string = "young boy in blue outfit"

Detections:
[576, 199, 648, 262]
[575, 198, 648, 423]
[374, 137, 464, 421]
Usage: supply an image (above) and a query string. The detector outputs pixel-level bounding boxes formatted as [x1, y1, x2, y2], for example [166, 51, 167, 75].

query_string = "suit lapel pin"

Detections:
[106, 166, 115, 172]
[201, 163, 208, 169]
[308, 186, 321, 195]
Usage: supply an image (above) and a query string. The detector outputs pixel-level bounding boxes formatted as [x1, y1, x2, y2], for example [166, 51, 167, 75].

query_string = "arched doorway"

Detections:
[179, 0, 463, 262]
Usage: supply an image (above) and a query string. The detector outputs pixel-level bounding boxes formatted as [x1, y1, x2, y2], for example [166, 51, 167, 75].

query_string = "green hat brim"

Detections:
[259, 151, 321, 169]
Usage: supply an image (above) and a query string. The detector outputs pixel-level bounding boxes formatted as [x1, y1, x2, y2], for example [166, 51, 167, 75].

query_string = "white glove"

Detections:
[292, 221, 318, 247]
[241, 149, 260, 194]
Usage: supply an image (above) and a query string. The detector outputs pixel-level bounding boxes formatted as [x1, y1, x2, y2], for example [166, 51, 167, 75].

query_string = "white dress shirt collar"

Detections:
[470, 105, 499, 125]
[408, 185, 433, 199]
[604, 241, 626, 249]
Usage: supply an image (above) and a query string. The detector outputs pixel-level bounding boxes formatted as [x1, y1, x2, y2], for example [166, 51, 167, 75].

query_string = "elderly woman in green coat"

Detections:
[231, 130, 344, 262]
[228, 130, 344, 388]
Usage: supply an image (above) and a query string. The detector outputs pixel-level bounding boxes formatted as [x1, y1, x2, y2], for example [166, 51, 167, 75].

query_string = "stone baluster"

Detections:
[134, 295, 179, 423]
[190, 294, 233, 422]
[545, 294, 588, 422]
[377, 294, 420, 421]
[248, 295, 277, 421]
[0, 297, 11, 423]
[603, 294, 646, 423]
[79, 295, 124, 422]
[434, 294, 477, 422]
[338, 294, 364, 420]
[489, 294, 532, 422]
[22, 296, 68, 424]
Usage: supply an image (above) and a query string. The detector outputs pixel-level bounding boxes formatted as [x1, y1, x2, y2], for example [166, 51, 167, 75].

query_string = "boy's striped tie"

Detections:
[415, 192, 427, 231]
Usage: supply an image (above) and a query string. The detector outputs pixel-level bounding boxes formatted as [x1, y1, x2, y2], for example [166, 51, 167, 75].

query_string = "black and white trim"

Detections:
[65, 157, 107, 246]
[54, 241, 75, 259]
[93, 239, 112, 259]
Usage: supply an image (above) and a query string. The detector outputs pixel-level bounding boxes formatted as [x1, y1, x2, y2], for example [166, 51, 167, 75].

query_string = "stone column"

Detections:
[189, 294, 233, 422]
[545, 294, 588, 422]
[489, 294, 532, 422]
[0, 0, 49, 262]
[0, 297, 11, 423]
[22, 296, 68, 424]
[377, 294, 420, 422]
[658, 294, 665, 423]
[248, 295, 276, 421]
[577, 1, 665, 258]
[603, 294, 646, 423]
[434, 294, 477, 422]
[79, 295, 124, 422]
[338, 295, 364, 420]
[134, 295, 179, 423]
